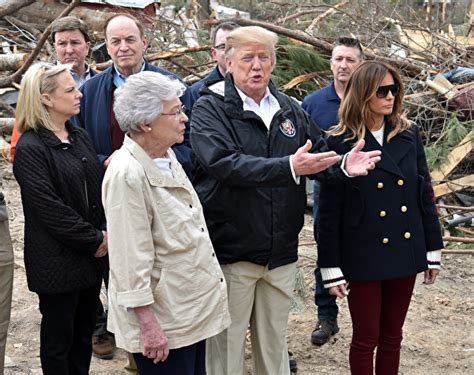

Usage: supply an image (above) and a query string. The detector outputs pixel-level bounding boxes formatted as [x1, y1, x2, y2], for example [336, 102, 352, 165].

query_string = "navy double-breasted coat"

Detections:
[317, 123, 443, 282]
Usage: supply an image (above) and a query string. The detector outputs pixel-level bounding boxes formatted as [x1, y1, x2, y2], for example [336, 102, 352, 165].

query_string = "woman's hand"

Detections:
[329, 283, 349, 299]
[134, 305, 169, 363]
[423, 269, 439, 285]
[345, 139, 382, 176]
[94, 231, 108, 258]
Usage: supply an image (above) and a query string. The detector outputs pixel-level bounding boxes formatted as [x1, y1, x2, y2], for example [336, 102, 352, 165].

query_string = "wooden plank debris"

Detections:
[433, 174, 474, 198]
[431, 131, 473, 182]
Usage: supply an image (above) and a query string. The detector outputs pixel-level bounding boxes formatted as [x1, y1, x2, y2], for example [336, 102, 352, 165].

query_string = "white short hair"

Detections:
[113, 71, 186, 132]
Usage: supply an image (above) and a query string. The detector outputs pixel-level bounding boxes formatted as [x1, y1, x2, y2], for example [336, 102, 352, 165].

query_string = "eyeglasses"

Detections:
[375, 84, 400, 98]
[214, 43, 226, 51]
[161, 105, 186, 120]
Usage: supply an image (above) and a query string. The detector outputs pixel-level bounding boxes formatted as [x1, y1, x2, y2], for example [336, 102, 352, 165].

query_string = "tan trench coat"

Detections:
[103, 135, 230, 353]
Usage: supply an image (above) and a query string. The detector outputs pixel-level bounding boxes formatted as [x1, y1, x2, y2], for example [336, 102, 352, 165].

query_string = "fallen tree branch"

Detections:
[458, 227, 474, 236]
[276, 8, 324, 25]
[437, 204, 473, 211]
[0, 53, 29, 72]
[208, 18, 424, 76]
[443, 236, 474, 244]
[442, 249, 474, 254]
[0, 0, 35, 18]
[5, 15, 55, 56]
[305, 0, 350, 35]
[0, 0, 81, 88]
[94, 46, 211, 71]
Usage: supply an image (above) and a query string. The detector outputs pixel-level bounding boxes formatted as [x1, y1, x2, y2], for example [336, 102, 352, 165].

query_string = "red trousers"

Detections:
[347, 275, 416, 375]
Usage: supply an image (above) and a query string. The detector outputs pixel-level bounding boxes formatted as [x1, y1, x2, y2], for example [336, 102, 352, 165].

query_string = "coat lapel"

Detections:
[364, 122, 412, 178]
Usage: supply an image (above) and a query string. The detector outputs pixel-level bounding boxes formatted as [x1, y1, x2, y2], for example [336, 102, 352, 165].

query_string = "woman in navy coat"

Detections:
[317, 61, 443, 374]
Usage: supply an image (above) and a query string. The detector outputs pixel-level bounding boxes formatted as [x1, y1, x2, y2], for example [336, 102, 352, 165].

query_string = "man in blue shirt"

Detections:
[189, 21, 240, 104]
[74, 14, 193, 175]
[302, 37, 364, 346]
[73, 14, 194, 363]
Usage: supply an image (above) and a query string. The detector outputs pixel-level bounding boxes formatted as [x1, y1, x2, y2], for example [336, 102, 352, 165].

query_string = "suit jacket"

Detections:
[72, 61, 194, 176]
[317, 122, 443, 282]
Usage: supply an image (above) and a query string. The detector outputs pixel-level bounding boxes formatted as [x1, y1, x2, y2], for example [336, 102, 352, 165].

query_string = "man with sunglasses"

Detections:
[302, 37, 364, 347]
[189, 22, 240, 104]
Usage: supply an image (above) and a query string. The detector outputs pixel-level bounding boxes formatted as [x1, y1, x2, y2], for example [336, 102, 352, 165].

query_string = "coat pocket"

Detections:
[152, 263, 199, 332]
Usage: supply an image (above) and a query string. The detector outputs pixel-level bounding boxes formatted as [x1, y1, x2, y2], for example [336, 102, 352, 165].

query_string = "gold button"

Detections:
[382, 238, 389, 244]
[379, 211, 386, 217]
[397, 179, 404, 186]
[404, 232, 411, 239]
[401, 206, 407, 213]
[377, 182, 384, 189]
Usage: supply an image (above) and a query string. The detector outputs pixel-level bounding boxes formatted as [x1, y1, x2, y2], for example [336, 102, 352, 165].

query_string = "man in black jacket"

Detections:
[190, 26, 381, 375]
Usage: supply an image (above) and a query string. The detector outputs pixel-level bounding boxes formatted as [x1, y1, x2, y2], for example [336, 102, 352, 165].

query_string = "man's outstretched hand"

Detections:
[293, 140, 342, 176]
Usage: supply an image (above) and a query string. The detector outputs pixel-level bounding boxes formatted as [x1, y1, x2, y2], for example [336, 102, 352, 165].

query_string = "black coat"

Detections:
[191, 74, 341, 269]
[13, 122, 105, 294]
[317, 123, 443, 282]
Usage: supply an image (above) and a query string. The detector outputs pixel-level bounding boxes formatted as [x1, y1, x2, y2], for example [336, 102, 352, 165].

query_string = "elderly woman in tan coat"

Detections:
[102, 71, 230, 375]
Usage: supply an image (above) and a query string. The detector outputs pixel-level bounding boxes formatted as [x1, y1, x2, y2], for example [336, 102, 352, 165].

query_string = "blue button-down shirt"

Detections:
[113, 61, 145, 87]
[301, 81, 341, 130]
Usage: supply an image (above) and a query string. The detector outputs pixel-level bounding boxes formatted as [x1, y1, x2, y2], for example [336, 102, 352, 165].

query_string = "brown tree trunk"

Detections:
[208, 18, 424, 77]
[0, 0, 35, 18]
[194, 0, 211, 28]
[0, 54, 29, 72]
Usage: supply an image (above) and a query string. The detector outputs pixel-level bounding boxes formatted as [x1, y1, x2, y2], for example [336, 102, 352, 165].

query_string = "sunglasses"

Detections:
[376, 83, 400, 98]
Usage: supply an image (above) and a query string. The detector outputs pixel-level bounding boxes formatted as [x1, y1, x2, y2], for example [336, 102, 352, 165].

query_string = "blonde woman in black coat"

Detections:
[317, 61, 443, 374]
[13, 63, 107, 375]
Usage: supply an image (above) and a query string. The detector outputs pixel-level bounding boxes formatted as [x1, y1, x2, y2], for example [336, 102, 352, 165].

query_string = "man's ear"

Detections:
[226, 58, 232, 74]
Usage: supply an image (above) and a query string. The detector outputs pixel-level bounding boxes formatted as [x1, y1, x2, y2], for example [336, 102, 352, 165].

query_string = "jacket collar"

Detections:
[219, 73, 290, 119]
[327, 81, 341, 103]
[36, 121, 80, 148]
[364, 120, 413, 177]
[122, 134, 187, 188]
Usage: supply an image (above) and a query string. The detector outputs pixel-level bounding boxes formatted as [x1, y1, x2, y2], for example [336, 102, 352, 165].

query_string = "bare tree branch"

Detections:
[209, 18, 424, 76]
[0, 0, 81, 88]
[0, 0, 35, 18]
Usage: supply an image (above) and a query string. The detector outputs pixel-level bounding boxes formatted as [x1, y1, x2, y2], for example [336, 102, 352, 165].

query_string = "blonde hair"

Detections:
[16, 63, 71, 133]
[225, 26, 278, 65]
[328, 60, 411, 143]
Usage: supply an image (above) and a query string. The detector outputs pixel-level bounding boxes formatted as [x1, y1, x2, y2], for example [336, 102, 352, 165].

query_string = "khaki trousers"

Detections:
[206, 261, 296, 375]
[0, 203, 14, 375]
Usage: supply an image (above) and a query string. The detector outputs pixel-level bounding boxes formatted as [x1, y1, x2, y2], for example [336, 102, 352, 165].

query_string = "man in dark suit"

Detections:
[189, 22, 240, 103]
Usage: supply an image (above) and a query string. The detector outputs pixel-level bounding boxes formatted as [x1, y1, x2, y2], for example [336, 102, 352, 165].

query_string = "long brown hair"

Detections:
[328, 60, 411, 143]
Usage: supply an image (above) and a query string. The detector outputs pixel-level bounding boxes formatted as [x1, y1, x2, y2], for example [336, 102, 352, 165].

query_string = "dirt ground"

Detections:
[1, 158, 473, 374]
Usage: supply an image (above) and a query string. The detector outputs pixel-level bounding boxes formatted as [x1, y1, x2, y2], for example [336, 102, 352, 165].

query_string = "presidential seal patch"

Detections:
[279, 119, 296, 138]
